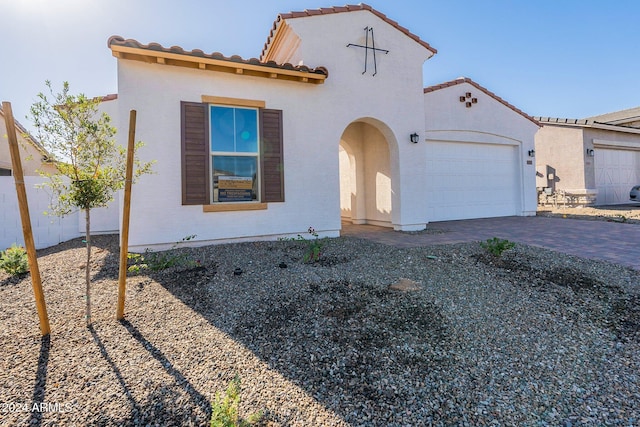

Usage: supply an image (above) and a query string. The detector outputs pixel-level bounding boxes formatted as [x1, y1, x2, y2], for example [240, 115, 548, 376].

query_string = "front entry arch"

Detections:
[339, 120, 395, 227]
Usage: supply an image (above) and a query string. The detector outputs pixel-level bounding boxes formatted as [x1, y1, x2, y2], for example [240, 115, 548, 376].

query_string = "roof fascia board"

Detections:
[110, 44, 326, 84]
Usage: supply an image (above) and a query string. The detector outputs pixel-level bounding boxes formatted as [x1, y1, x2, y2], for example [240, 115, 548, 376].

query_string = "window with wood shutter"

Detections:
[181, 101, 284, 206]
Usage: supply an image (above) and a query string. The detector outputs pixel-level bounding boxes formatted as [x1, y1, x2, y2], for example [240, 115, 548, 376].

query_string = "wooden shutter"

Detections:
[260, 109, 284, 202]
[181, 101, 210, 205]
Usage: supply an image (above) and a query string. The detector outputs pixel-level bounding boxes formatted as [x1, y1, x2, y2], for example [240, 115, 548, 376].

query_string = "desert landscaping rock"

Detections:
[1, 234, 639, 426]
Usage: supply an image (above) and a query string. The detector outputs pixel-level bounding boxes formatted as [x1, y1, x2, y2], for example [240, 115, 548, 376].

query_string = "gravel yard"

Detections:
[1, 233, 640, 426]
[537, 203, 640, 224]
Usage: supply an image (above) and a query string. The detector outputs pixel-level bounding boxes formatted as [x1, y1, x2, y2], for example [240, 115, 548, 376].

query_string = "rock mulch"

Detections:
[1, 234, 639, 426]
[538, 204, 640, 224]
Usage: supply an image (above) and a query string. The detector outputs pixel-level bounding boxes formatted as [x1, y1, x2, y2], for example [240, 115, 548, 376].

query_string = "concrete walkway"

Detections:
[341, 216, 640, 270]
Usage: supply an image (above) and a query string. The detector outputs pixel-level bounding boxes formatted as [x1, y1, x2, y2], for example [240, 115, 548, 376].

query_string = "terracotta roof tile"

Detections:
[424, 77, 539, 126]
[107, 36, 329, 78]
[100, 94, 118, 102]
[261, 3, 437, 60]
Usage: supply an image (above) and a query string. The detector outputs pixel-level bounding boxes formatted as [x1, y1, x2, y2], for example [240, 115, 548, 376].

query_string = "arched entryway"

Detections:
[339, 119, 396, 227]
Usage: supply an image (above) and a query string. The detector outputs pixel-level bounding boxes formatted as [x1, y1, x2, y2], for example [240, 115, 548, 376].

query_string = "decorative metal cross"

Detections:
[347, 27, 389, 76]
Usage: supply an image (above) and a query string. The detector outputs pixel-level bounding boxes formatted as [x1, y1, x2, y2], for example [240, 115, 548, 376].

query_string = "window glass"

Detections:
[210, 106, 258, 153]
[210, 106, 236, 152]
[234, 108, 258, 153]
[212, 156, 258, 202]
[0, 168, 11, 176]
[209, 105, 260, 203]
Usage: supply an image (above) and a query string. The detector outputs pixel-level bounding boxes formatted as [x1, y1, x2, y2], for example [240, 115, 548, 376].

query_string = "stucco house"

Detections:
[107, 4, 539, 250]
[534, 109, 640, 206]
[0, 105, 56, 176]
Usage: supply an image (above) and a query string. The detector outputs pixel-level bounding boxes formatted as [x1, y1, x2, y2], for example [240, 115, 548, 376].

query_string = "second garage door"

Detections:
[425, 141, 521, 222]
[595, 148, 640, 205]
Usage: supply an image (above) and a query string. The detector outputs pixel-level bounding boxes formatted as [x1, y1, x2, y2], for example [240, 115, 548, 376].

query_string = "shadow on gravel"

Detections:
[117, 319, 211, 424]
[150, 251, 453, 425]
[0, 272, 29, 287]
[29, 335, 50, 427]
[89, 325, 142, 417]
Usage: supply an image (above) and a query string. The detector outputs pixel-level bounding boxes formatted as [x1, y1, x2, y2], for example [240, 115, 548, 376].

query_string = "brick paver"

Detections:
[341, 216, 640, 270]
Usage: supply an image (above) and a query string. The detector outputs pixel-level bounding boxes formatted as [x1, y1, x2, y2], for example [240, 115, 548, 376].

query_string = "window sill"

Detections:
[202, 203, 268, 212]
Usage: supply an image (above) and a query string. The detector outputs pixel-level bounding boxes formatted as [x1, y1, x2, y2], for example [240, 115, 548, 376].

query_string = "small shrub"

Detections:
[303, 227, 324, 263]
[278, 227, 325, 263]
[127, 235, 197, 273]
[0, 244, 29, 276]
[480, 237, 515, 257]
[210, 375, 263, 427]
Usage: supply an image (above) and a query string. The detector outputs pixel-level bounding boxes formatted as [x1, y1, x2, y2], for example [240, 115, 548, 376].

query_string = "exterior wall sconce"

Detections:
[410, 133, 420, 143]
[586, 148, 595, 157]
[528, 149, 535, 157]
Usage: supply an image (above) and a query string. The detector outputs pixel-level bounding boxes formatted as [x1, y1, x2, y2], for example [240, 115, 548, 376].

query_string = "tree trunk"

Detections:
[85, 208, 92, 327]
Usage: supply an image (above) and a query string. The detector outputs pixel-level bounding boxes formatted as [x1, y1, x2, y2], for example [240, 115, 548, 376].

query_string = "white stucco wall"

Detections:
[117, 61, 339, 250]
[279, 11, 434, 231]
[115, 9, 435, 249]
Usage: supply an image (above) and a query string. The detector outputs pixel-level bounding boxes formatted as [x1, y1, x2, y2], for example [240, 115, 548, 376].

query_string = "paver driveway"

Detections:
[341, 216, 640, 270]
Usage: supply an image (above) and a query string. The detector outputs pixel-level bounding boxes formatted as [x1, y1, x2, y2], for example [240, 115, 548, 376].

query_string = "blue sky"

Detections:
[1, 0, 638, 128]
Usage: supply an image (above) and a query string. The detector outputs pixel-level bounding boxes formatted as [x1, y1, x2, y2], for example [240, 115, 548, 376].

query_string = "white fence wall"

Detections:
[0, 176, 120, 250]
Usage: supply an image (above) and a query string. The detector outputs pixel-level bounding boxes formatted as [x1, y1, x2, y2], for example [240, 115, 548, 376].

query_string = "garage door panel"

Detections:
[426, 141, 520, 221]
[595, 149, 640, 205]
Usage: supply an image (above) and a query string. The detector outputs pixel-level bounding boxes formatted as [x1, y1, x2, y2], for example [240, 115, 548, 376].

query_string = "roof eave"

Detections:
[109, 39, 327, 85]
[535, 117, 640, 135]
[424, 77, 539, 127]
[261, 4, 437, 61]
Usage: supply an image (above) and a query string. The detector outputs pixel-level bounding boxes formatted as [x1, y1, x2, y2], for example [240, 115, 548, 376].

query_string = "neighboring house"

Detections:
[588, 106, 640, 129]
[107, 4, 539, 250]
[534, 114, 640, 206]
[1, 97, 120, 250]
[0, 105, 56, 176]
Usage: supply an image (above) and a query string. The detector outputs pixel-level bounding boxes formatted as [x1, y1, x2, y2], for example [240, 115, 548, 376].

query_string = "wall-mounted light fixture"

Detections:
[410, 132, 420, 143]
[528, 149, 535, 157]
[586, 148, 595, 157]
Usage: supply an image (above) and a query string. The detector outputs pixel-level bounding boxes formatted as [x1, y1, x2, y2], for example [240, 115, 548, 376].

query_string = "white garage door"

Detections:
[425, 141, 520, 221]
[595, 149, 640, 205]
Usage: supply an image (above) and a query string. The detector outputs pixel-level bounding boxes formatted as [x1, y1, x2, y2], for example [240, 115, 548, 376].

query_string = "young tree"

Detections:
[30, 81, 153, 326]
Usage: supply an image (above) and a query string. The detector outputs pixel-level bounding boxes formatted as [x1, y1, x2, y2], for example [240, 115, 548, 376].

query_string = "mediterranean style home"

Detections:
[535, 106, 640, 206]
[106, 4, 540, 250]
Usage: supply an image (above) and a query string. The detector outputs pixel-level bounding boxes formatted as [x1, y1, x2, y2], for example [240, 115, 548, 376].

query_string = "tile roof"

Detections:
[533, 116, 640, 134]
[424, 77, 539, 126]
[534, 117, 594, 126]
[100, 94, 118, 102]
[108, 36, 328, 83]
[261, 3, 437, 60]
[586, 106, 640, 127]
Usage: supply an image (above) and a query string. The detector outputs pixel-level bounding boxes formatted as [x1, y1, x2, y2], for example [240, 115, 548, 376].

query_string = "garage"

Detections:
[425, 141, 521, 221]
[595, 148, 640, 205]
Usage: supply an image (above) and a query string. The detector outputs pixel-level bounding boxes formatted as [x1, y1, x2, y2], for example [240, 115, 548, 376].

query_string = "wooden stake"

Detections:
[117, 110, 136, 320]
[2, 101, 51, 336]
